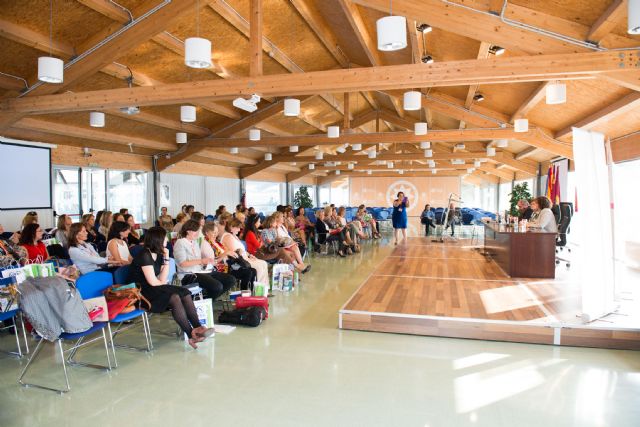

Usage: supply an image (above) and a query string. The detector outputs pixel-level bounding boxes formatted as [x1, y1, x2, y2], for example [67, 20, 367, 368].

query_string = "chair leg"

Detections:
[13, 321, 22, 358]
[18, 338, 71, 394]
[19, 313, 29, 355]
[59, 340, 71, 393]
[107, 323, 118, 368]
[143, 312, 154, 351]
[101, 328, 112, 371]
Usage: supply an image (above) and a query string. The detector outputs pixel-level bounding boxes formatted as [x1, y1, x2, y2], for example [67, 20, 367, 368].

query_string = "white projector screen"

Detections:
[0, 143, 52, 210]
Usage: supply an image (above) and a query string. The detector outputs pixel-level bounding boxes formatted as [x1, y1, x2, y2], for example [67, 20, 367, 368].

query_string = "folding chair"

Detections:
[0, 277, 29, 358]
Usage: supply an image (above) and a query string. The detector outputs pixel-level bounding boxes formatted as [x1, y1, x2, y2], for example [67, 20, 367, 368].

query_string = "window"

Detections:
[461, 181, 480, 208]
[81, 169, 106, 214]
[53, 167, 80, 217]
[292, 184, 316, 207]
[319, 185, 330, 207]
[246, 180, 283, 214]
[108, 171, 148, 223]
[480, 184, 497, 212]
[330, 178, 349, 207]
[498, 182, 512, 215]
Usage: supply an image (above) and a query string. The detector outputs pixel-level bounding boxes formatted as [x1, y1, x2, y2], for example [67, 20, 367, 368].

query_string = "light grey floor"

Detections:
[1, 234, 639, 427]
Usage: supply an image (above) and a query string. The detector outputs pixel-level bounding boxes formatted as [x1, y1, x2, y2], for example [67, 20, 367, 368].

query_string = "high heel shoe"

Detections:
[338, 250, 346, 257]
[346, 247, 353, 255]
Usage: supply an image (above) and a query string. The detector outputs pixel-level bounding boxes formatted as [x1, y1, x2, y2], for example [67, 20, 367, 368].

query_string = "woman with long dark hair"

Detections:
[128, 226, 213, 349]
[68, 223, 123, 274]
[244, 214, 296, 264]
[19, 223, 49, 263]
[106, 221, 133, 265]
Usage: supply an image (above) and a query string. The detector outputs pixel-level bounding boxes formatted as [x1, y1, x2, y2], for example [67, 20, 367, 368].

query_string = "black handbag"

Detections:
[227, 256, 251, 271]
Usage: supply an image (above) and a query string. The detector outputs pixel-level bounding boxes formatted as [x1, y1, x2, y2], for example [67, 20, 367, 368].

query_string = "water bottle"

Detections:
[294, 271, 299, 287]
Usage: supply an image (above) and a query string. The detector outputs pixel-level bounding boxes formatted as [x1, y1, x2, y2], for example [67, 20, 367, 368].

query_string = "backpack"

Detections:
[218, 306, 266, 327]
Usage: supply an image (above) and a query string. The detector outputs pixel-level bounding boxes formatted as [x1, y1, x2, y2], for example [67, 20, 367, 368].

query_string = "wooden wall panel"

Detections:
[51, 145, 152, 170]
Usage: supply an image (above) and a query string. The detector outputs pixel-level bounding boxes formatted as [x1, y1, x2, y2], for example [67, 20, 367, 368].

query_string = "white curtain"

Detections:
[572, 128, 616, 322]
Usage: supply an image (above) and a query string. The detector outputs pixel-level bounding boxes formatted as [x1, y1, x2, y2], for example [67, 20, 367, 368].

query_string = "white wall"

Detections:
[159, 173, 239, 216]
[0, 209, 54, 232]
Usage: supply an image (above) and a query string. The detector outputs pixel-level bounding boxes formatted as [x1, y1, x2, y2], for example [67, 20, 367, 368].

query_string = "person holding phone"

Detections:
[392, 192, 410, 245]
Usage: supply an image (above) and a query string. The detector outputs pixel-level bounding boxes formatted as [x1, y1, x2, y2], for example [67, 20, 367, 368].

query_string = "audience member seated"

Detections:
[337, 207, 363, 250]
[517, 199, 534, 220]
[174, 219, 235, 300]
[221, 218, 268, 286]
[529, 196, 558, 233]
[173, 213, 188, 234]
[54, 214, 72, 248]
[0, 223, 27, 266]
[94, 210, 104, 231]
[19, 223, 49, 263]
[284, 207, 308, 250]
[314, 210, 347, 257]
[106, 221, 133, 266]
[247, 207, 256, 216]
[82, 213, 104, 246]
[113, 213, 125, 223]
[68, 223, 124, 274]
[158, 206, 174, 232]
[128, 226, 212, 349]
[99, 210, 113, 240]
[324, 206, 356, 253]
[21, 211, 39, 230]
[119, 208, 128, 217]
[420, 204, 436, 236]
[122, 214, 141, 246]
[244, 214, 296, 265]
[295, 207, 315, 242]
[265, 212, 310, 273]
[356, 205, 381, 239]
[185, 205, 195, 219]
[214, 205, 227, 219]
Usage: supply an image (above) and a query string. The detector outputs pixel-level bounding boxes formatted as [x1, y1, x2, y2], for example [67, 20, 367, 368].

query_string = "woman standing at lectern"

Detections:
[392, 192, 409, 245]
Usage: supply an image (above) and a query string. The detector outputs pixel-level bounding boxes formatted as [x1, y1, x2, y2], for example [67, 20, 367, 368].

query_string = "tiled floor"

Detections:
[1, 225, 639, 427]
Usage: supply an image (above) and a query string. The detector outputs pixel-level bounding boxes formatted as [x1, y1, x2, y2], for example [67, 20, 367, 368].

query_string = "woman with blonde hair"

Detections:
[220, 218, 268, 287]
[262, 213, 310, 273]
[21, 211, 38, 229]
[98, 210, 113, 240]
[55, 214, 73, 248]
[173, 212, 188, 234]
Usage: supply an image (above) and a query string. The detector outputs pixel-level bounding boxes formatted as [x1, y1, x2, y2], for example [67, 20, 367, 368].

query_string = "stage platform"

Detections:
[339, 236, 640, 350]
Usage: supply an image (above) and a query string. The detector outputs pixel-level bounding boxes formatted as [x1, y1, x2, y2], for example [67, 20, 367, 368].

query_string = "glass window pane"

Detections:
[108, 171, 148, 223]
[81, 169, 106, 214]
[330, 178, 349, 206]
[246, 181, 282, 214]
[53, 167, 80, 217]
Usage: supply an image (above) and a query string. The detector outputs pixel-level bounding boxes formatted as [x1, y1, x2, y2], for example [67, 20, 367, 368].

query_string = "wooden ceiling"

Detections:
[0, 0, 639, 184]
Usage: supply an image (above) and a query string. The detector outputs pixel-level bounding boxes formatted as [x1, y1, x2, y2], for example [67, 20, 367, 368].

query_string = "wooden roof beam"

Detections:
[510, 82, 549, 122]
[586, 0, 627, 44]
[555, 92, 640, 139]
[515, 146, 539, 160]
[241, 147, 315, 179]
[611, 131, 640, 163]
[249, 0, 263, 77]
[461, 42, 492, 128]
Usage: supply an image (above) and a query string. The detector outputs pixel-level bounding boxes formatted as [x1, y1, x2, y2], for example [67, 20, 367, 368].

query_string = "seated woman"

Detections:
[68, 223, 124, 274]
[221, 218, 269, 287]
[123, 214, 141, 246]
[158, 207, 174, 232]
[356, 205, 381, 239]
[324, 207, 355, 253]
[284, 207, 307, 246]
[55, 214, 72, 248]
[294, 207, 314, 242]
[201, 221, 253, 291]
[98, 210, 113, 240]
[21, 211, 39, 230]
[82, 213, 105, 246]
[314, 210, 347, 257]
[112, 213, 125, 223]
[190, 212, 206, 237]
[529, 196, 558, 233]
[244, 214, 296, 265]
[128, 226, 213, 349]
[173, 213, 188, 234]
[273, 212, 309, 272]
[19, 223, 49, 263]
[106, 221, 133, 265]
[337, 207, 363, 251]
[260, 214, 309, 273]
[174, 220, 235, 301]
[0, 223, 27, 266]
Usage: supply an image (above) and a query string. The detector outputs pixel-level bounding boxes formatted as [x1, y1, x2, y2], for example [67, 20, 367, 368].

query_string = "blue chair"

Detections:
[0, 277, 28, 358]
[76, 271, 153, 366]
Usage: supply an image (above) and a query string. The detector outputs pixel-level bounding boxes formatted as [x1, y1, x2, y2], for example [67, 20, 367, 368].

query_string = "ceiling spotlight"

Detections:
[249, 128, 261, 141]
[284, 98, 300, 116]
[489, 45, 505, 56]
[376, 14, 407, 51]
[327, 126, 340, 138]
[546, 82, 566, 105]
[264, 152, 272, 161]
[514, 118, 529, 133]
[181, 105, 196, 122]
[417, 24, 432, 34]
[230, 147, 239, 154]
[630, 0, 640, 34]
[415, 122, 428, 136]
[289, 145, 299, 153]
[185, 37, 212, 69]
[421, 55, 434, 64]
[233, 94, 261, 113]
[309, 164, 315, 170]
[351, 143, 362, 151]
[120, 105, 140, 115]
[403, 91, 422, 110]
[176, 132, 187, 144]
[89, 112, 105, 128]
[315, 152, 324, 160]
[473, 93, 485, 102]
[454, 143, 465, 150]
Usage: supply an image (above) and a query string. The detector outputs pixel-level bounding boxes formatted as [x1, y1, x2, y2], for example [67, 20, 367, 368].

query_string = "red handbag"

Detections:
[235, 296, 269, 318]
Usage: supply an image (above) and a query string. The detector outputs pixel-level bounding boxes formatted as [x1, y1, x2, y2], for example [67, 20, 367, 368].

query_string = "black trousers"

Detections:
[181, 271, 235, 301]
[424, 219, 436, 235]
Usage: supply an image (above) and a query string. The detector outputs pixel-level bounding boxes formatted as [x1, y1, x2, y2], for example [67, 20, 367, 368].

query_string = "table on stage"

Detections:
[483, 222, 557, 279]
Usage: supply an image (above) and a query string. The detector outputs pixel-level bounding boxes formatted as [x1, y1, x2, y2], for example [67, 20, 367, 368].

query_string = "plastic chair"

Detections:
[76, 271, 152, 365]
[0, 277, 29, 358]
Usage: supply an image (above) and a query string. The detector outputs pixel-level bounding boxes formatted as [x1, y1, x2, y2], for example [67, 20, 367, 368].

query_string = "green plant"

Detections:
[293, 186, 313, 208]
[508, 183, 532, 216]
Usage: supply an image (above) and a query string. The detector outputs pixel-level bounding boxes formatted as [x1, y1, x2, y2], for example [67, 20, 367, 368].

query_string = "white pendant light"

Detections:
[495, 139, 509, 148]
[89, 112, 105, 128]
[629, 0, 640, 34]
[424, 149, 433, 158]
[336, 145, 347, 154]
[309, 163, 315, 170]
[474, 160, 481, 168]
[185, 37, 212, 68]
[514, 118, 529, 133]
[264, 152, 272, 161]
[348, 163, 355, 170]
[403, 91, 421, 110]
[399, 170, 404, 175]
[327, 125, 340, 138]
[336, 170, 341, 175]
[249, 128, 261, 141]
[181, 105, 196, 122]
[38, 56, 64, 83]
[546, 82, 566, 105]
[428, 160, 436, 168]
[467, 168, 475, 174]
[351, 143, 362, 151]
[420, 141, 431, 149]
[432, 169, 437, 174]
[284, 98, 300, 116]
[289, 145, 299, 153]
[230, 147, 239, 154]
[387, 162, 394, 169]
[176, 132, 187, 144]
[376, 15, 407, 51]
[367, 170, 372, 175]
[415, 122, 428, 136]
[368, 149, 377, 159]
[315, 152, 324, 160]
[487, 146, 496, 157]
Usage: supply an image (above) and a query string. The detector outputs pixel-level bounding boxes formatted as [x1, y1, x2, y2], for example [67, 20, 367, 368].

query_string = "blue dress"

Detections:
[392, 202, 408, 229]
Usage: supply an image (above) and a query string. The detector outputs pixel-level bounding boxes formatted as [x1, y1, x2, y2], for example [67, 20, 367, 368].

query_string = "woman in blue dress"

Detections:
[392, 191, 410, 245]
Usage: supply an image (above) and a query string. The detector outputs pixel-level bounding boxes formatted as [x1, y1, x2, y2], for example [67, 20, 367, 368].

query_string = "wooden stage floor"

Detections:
[340, 237, 640, 350]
